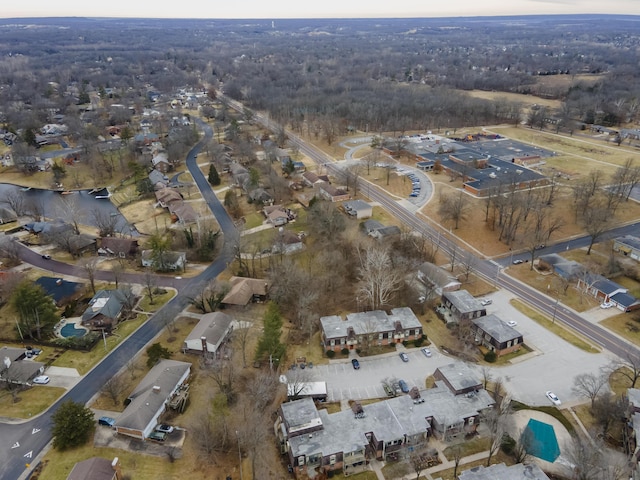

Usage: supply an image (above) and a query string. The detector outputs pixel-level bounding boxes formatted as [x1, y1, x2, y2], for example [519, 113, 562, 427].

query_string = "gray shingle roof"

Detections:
[115, 359, 191, 433]
[472, 314, 521, 343]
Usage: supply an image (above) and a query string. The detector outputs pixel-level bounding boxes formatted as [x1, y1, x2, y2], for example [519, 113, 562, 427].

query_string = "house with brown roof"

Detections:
[99, 237, 139, 258]
[221, 277, 268, 306]
[67, 457, 123, 480]
[273, 229, 304, 255]
[318, 183, 350, 203]
[114, 359, 191, 440]
[155, 188, 183, 207]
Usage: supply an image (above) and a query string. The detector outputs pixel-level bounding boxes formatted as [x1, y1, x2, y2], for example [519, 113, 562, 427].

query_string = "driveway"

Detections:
[313, 288, 614, 407]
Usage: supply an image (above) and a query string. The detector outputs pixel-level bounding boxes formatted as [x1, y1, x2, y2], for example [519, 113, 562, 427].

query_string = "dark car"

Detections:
[399, 352, 409, 362]
[148, 431, 167, 442]
[398, 379, 410, 393]
[351, 358, 360, 370]
[98, 416, 116, 427]
[41, 254, 51, 260]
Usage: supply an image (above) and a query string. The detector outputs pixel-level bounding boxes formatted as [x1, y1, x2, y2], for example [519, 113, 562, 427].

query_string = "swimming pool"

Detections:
[523, 418, 560, 462]
[60, 323, 87, 338]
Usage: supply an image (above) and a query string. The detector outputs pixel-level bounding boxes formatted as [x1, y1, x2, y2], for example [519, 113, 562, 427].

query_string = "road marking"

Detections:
[32, 428, 40, 435]
[12, 442, 19, 449]
[24, 451, 32, 458]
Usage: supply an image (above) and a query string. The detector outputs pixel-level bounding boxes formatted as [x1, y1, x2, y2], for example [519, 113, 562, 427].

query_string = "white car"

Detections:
[480, 299, 492, 306]
[421, 347, 432, 357]
[32, 375, 50, 385]
[546, 391, 561, 406]
[600, 302, 614, 309]
[507, 320, 517, 327]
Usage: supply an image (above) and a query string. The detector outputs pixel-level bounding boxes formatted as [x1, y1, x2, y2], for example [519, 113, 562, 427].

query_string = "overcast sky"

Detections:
[2, 0, 639, 20]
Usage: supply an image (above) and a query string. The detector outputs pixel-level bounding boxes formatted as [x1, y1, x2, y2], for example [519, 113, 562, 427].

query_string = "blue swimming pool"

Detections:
[60, 323, 87, 338]
[523, 418, 560, 462]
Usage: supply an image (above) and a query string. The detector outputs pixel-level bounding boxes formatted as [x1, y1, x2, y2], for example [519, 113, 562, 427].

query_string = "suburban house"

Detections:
[416, 262, 462, 298]
[182, 312, 234, 357]
[155, 188, 182, 207]
[362, 220, 401, 240]
[141, 250, 186, 272]
[0, 346, 45, 386]
[263, 205, 297, 227]
[148, 169, 169, 190]
[458, 463, 549, 480]
[99, 237, 139, 258]
[67, 457, 123, 480]
[273, 229, 304, 255]
[614, 235, 640, 261]
[536, 254, 583, 279]
[441, 290, 486, 323]
[248, 187, 274, 205]
[301, 171, 329, 188]
[151, 152, 171, 173]
[167, 201, 198, 225]
[81, 289, 130, 331]
[433, 362, 482, 396]
[34, 276, 82, 306]
[221, 277, 268, 306]
[275, 381, 493, 478]
[342, 200, 372, 219]
[626, 388, 640, 476]
[114, 359, 191, 440]
[320, 308, 423, 352]
[471, 314, 523, 357]
[69, 233, 97, 256]
[0, 206, 17, 224]
[577, 273, 640, 311]
[318, 183, 350, 203]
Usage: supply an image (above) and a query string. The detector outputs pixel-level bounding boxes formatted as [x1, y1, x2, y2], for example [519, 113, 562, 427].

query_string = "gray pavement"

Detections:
[313, 287, 616, 408]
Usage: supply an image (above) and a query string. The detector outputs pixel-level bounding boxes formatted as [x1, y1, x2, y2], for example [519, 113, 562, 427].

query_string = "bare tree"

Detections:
[581, 204, 612, 255]
[356, 245, 402, 310]
[572, 372, 608, 409]
[608, 351, 640, 388]
[101, 375, 125, 406]
[143, 271, 156, 305]
[92, 208, 118, 237]
[1, 189, 26, 216]
[438, 190, 469, 230]
[55, 195, 83, 235]
[284, 368, 315, 400]
[408, 447, 430, 479]
[460, 250, 476, 282]
[79, 257, 98, 294]
[234, 319, 253, 368]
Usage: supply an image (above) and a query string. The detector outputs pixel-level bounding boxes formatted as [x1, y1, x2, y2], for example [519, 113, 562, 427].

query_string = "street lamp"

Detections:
[236, 430, 243, 480]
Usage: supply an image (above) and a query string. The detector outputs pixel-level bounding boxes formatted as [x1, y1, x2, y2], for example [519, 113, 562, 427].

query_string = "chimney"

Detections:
[201, 336, 208, 355]
[111, 457, 123, 480]
[152, 386, 161, 393]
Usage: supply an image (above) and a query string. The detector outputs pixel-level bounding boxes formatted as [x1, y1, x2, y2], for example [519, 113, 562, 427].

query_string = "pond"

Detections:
[0, 184, 137, 236]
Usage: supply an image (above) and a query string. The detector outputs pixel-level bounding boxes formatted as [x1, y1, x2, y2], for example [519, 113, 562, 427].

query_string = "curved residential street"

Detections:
[1, 121, 238, 480]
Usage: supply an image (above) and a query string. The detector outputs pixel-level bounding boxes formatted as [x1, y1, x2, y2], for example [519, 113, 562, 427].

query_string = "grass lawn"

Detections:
[331, 471, 379, 480]
[442, 437, 490, 460]
[434, 451, 513, 480]
[600, 313, 640, 347]
[509, 299, 600, 353]
[0, 386, 66, 419]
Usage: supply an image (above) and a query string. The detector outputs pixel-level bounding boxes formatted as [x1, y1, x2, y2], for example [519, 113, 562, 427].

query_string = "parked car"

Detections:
[421, 347, 432, 357]
[398, 379, 410, 393]
[481, 299, 492, 306]
[546, 391, 561, 406]
[155, 424, 174, 434]
[98, 416, 116, 427]
[148, 431, 167, 442]
[351, 358, 360, 370]
[535, 244, 546, 250]
[399, 352, 409, 362]
[32, 375, 49, 384]
[600, 302, 614, 309]
[383, 384, 394, 397]
[41, 254, 51, 260]
[507, 320, 517, 327]
[512, 259, 524, 265]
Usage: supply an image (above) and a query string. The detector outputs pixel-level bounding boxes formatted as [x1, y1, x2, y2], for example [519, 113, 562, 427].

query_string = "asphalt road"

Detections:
[226, 93, 640, 362]
[2, 120, 238, 480]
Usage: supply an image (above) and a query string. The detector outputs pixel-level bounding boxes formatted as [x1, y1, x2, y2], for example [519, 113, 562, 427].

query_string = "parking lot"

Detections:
[312, 288, 614, 408]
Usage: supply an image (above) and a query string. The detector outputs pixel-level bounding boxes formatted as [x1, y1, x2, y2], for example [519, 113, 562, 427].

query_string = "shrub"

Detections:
[501, 433, 516, 455]
[326, 350, 336, 358]
[402, 341, 409, 347]
[355, 349, 361, 355]
[413, 337, 424, 347]
[484, 350, 497, 363]
[341, 348, 349, 356]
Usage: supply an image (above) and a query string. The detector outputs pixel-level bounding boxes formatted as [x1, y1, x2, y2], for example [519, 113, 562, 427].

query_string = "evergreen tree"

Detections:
[52, 400, 95, 450]
[146, 343, 172, 368]
[255, 302, 286, 364]
[11, 282, 58, 340]
[208, 163, 221, 186]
